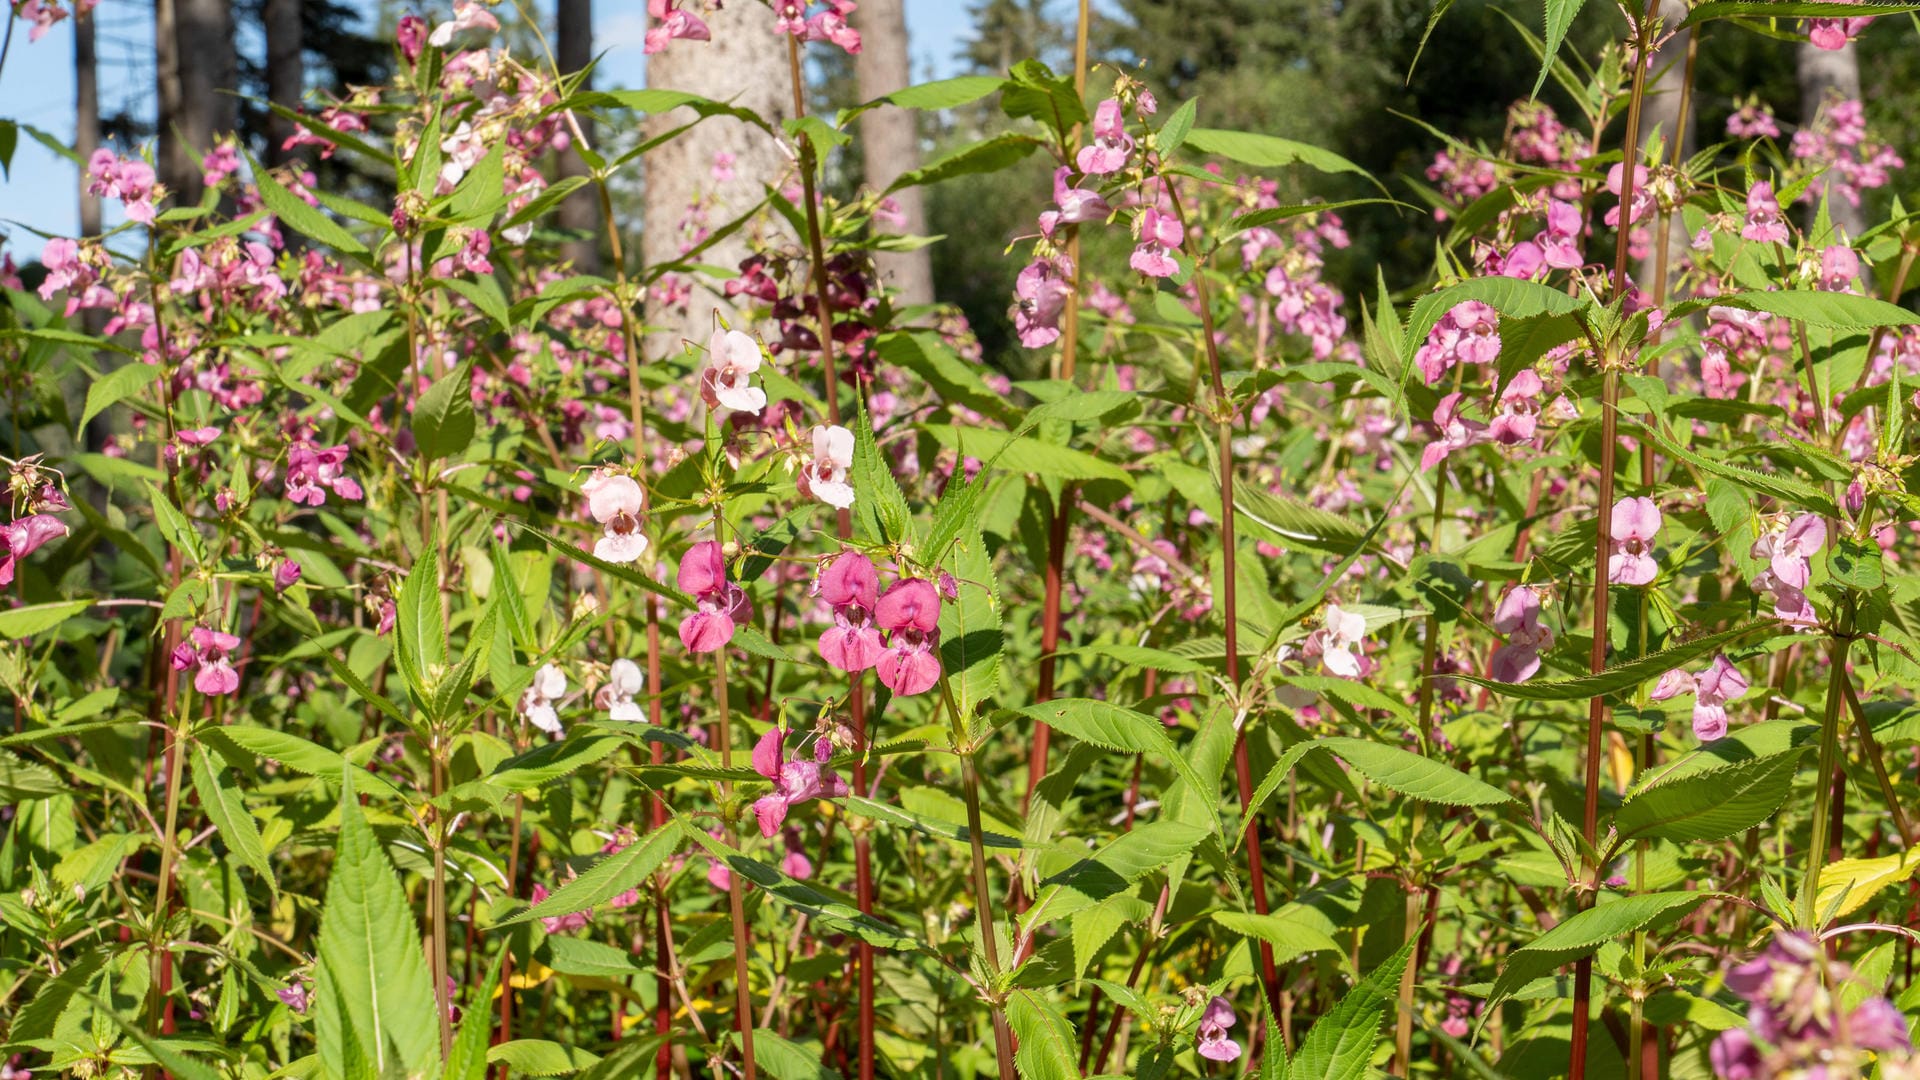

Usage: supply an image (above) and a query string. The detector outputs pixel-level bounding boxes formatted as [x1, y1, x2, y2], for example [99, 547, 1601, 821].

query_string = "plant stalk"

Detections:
[1800, 633, 1853, 928]
[715, 642, 759, 1080]
[430, 737, 453, 1055]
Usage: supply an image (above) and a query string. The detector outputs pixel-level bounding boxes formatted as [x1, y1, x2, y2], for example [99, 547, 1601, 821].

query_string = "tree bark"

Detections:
[640, 3, 791, 357]
[855, 0, 934, 306]
[75, 8, 100, 239]
[556, 0, 601, 274]
[1635, 0, 1693, 295]
[155, 0, 188, 199]
[173, 0, 237, 204]
[1798, 39, 1865, 240]
[264, 0, 305, 168]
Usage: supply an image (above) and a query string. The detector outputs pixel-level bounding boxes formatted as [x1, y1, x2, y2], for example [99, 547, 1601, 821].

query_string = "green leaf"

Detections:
[1451, 621, 1770, 702]
[1489, 892, 1708, 1007]
[496, 821, 684, 926]
[739, 1030, 846, 1080]
[249, 154, 369, 256]
[1211, 910, 1344, 964]
[1234, 487, 1369, 552]
[723, 851, 926, 951]
[1014, 698, 1210, 810]
[881, 75, 1006, 111]
[1534, 0, 1588, 98]
[1616, 749, 1803, 843]
[920, 425, 1131, 484]
[190, 747, 273, 886]
[412, 363, 476, 461]
[1157, 97, 1199, 154]
[1405, 278, 1586, 359]
[1184, 128, 1375, 182]
[1715, 289, 1920, 330]
[999, 59, 1088, 138]
[1639, 424, 1837, 517]
[1678, 1, 1920, 29]
[1008, 990, 1080, 1080]
[876, 332, 1022, 426]
[1288, 941, 1413, 1080]
[1828, 537, 1885, 590]
[486, 1040, 603, 1075]
[0, 600, 90, 639]
[312, 771, 442, 1080]
[0, 751, 67, 800]
[395, 556, 449, 696]
[1313, 737, 1513, 806]
[940, 524, 1004, 724]
[1023, 821, 1209, 929]
[206, 725, 402, 800]
[852, 395, 914, 547]
[886, 133, 1044, 193]
[78, 363, 160, 431]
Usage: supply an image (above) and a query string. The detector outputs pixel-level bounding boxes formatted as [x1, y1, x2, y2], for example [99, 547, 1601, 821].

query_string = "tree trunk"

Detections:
[556, 0, 601, 274]
[75, 9, 100, 239]
[640, 3, 791, 357]
[264, 0, 305, 168]
[173, 0, 237, 204]
[855, 0, 934, 306]
[155, 0, 188, 199]
[1635, 0, 1693, 296]
[1798, 39, 1865, 240]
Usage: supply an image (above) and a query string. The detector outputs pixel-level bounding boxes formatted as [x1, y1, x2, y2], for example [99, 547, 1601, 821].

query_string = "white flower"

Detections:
[798, 424, 856, 509]
[699, 328, 768, 414]
[597, 658, 646, 721]
[582, 470, 648, 564]
[520, 663, 568, 735]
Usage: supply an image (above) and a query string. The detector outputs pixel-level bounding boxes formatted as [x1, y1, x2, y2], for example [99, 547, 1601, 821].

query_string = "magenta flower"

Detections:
[1651, 653, 1749, 740]
[1013, 255, 1074, 349]
[804, 2, 860, 54]
[397, 14, 427, 61]
[645, 0, 710, 54]
[428, 0, 500, 47]
[678, 541, 751, 653]
[1819, 245, 1860, 291]
[1607, 497, 1661, 586]
[1130, 207, 1183, 278]
[699, 328, 768, 415]
[1076, 99, 1134, 176]
[797, 425, 856, 510]
[1488, 369, 1544, 446]
[0, 515, 69, 587]
[273, 559, 303, 592]
[172, 626, 241, 696]
[1196, 996, 1242, 1063]
[85, 150, 160, 226]
[817, 552, 884, 673]
[529, 882, 592, 934]
[582, 470, 649, 564]
[1539, 199, 1584, 269]
[1039, 166, 1112, 237]
[1808, 16, 1872, 50]
[874, 577, 942, 696]
[1740, 181, 1790, 244]
[1490, 585, 1554, 683]
[1753, 514, 1826, 590]
[749, 728, 847, 838]
[1420, 392, 1490, 471]
[284, 436, 363, 507]
[1415, 300, 1500, 384]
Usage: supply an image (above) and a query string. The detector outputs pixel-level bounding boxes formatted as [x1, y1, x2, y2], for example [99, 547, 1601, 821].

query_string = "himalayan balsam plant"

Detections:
[2, 0, 1920, 1078]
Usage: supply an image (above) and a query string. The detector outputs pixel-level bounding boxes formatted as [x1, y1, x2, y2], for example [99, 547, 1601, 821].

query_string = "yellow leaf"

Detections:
[497, 959, 556, 993]
[1816, 844, 1920, 921]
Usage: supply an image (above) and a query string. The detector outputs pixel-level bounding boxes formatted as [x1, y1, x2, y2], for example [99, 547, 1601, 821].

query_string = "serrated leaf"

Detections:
[497, 821, 684, 926]
[1023, 821, 1209, 930]
[1211, 910, 1344, 964]
[1451, 621, 1770, 701]
[486, 1040, 603, 1075]
[1488, 892, 1707, 1007]
[250, 154, 369, 256]
[1534, 0, 1588, 98]
[886, 133, 1043, 192]
[1288, 940, 1413, 1080]
[0, 600, 91, 639]
[1815, 843, 1920, 920]
[412, 363, 476, 461]
[1183, 128, 1374, 182]
[1616, 749, 1803, 843]
[852, 396, 913, 547]
[1008, 990, 1080, 1080]
[190, 747, 273, 886]
[78, 363, 160, 431]
[921, 425, 1132, 485]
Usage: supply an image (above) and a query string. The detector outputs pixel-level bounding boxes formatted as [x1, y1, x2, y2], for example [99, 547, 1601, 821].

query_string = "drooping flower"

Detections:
[1490, 585, 1554, 683]
[1488, 369, 1545, 446]
[1741, 181, 1790, 244]
[1605, 163, 1653, 227]
[749, 727, 848, 838]
[1607, 497, 1661, 586]
[171, 626, 242, 696]
[874, 577, 942, 696]
[1420, 392, 1490, 471]
[1196, 996, 1242, 1063]
[582, 470, 648, 563]
[596, 658, 646, 721]
[817, 551, 884, 673]
[397, 14, 427, 61]
[1808, 15, 1872, 50]
[678, 541, 751, 653]
[273, 559, 304, 592]
[0, 515, 69, 587]
[645, 0, 711, 53]
[804, 1, 860, 53]
[1013, 255, 1074, 348]
[1415, 301, 1500, 384]
[1819, 245, 1860, 292]
[699, 328, 768, 415]
[1305, 604, 1370, 679]
[529, 882, 592, 934]
[1039, 166, 1112, 237]
[797, 425, 856, 509]
[1651, 654, 1749, 740]
[1130, 206, 1183, 278]
[1753, 514, 1826, 590]
[1539, 199, 1585, 269]
[284, 434, 363, 506]
[1076, 99, 1134, 176]
[428, 0, 499, 47]
[519, 663, 567, 735]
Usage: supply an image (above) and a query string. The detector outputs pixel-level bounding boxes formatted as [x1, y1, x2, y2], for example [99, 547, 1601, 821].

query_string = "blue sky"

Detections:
[0, 0, 983, 260]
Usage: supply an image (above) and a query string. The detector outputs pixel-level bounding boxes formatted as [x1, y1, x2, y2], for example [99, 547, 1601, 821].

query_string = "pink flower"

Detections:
[1740, 181, 1790, 244]
[0, 514, 69, 587]
[874, 577, 942, 696]
[817, 551, 883, 673]
[519, 663, 567, 735]
[1013, 255, 1074, 348]
[397, 14, 427, 61]
[582, 470, 648, 563]
[805, 5, 860, 53]
[780, 827, 813, 879]
[1753, 514, 1826, 591]
[773, 1, 808, 35]
[530, 883, 592, 934]
[428, 0, 500, 47]
[1539, 199, 1584, 269]
[797, 425, 856, 509]
[749, 728, 847, 837]
[1490, 585, 1555, 682]
[284, 434, 362, 506]
[1605, 163, 1653, 227]
[1420, 392, 1489, 471]
[1415, 300, 1500, 384]
[1196, 996, 1242, 1063]
[1607, 497, 1661, 586]
[1075, 99, 1134, 176]
[172, 626, 242, 696]
[1039, 166, 1112, 237]
[699, 329, 768, 414]
[678, 541, 751, 653]
[1305, 604, 1370, 679]
[1808, 16, 1871, 50]
[1819, 245, 1860, 292]
[1488, 369, 1544, 446]
[21, 0, 68, 41]
[645, 0, 711, 53]
[1652, 654, 1749, 741]
[273, 559, 303, 592]
[596, 658, 646, 721]
[1130, 206, 1183, 278]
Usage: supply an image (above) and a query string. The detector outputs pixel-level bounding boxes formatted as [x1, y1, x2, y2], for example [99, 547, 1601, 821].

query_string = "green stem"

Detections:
[146, 708, 191, 1037]
[1800, 633, 1853, 929]
[944, 683, 1017, 1080]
